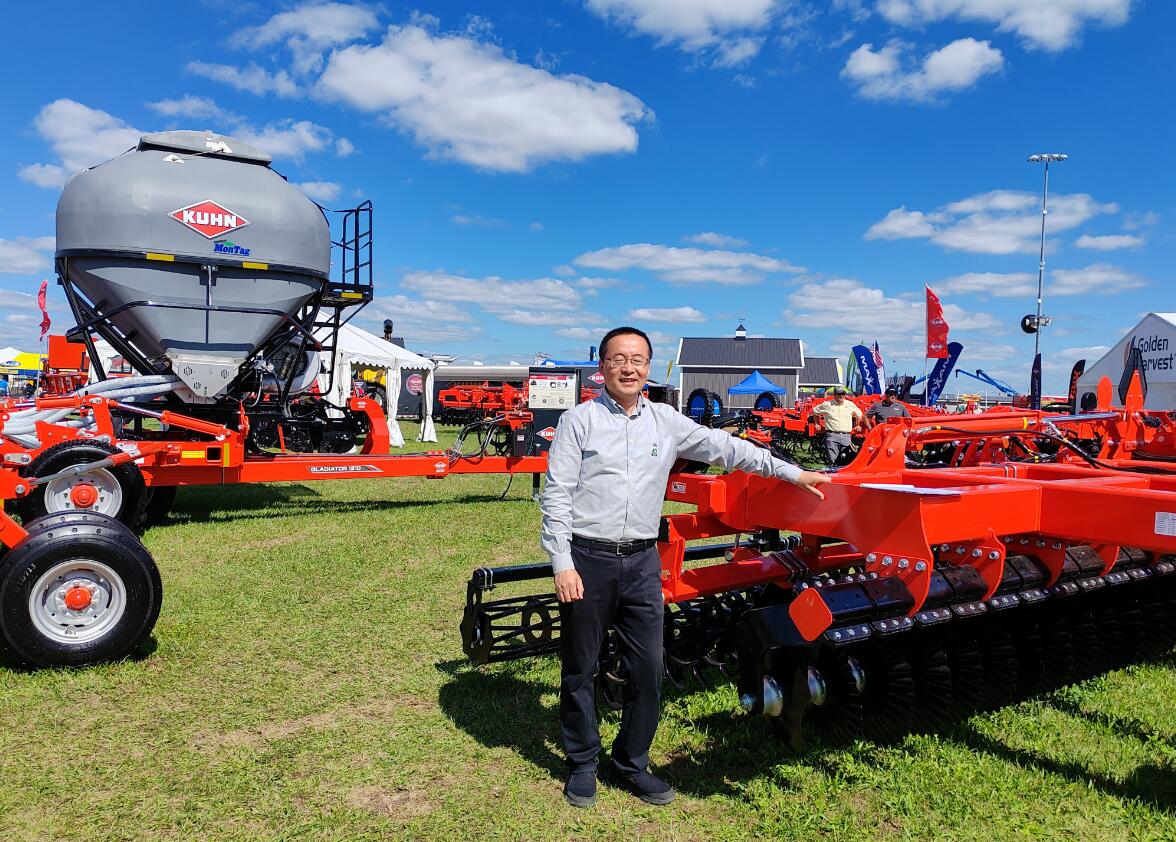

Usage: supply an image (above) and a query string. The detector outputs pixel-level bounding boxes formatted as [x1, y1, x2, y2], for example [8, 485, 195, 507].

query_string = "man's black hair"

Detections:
[599, 326, 653, 359]
[884, 386, 898, 396]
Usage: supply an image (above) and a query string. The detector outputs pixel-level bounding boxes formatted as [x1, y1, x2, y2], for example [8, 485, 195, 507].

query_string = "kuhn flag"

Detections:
[37, 279, 50, 340]
[926, 286, 949, 359]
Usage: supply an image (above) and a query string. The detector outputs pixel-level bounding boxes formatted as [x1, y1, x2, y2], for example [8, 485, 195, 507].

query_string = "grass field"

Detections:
[3, 423, 1176, 841]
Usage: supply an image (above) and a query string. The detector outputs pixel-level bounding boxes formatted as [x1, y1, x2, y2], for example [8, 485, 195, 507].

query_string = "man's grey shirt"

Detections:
[540, 391, 804, 574]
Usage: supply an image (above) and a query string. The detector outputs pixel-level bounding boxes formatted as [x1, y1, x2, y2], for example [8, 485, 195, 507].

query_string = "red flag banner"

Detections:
[925, 285, 949, 358]
[37, 279, 51, 340]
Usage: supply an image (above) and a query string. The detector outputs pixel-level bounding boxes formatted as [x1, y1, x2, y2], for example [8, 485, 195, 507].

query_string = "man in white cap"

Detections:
[812, 386, 864, 466]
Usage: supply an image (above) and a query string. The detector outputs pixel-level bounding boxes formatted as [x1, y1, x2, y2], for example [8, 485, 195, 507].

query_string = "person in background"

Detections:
[866, 386, 911, 425]
[812, 385, 864, 466]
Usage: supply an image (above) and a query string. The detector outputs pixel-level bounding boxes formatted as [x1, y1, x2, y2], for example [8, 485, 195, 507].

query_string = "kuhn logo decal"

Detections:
[538, 426, 557, 441]
[169, 200, 251, 239]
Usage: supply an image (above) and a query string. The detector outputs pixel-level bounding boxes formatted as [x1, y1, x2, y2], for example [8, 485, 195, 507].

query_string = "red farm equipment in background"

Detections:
[462, 373, 1176, 749]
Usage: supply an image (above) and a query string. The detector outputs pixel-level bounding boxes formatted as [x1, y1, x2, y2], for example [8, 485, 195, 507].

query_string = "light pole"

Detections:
[1026, 153, 1067, 358]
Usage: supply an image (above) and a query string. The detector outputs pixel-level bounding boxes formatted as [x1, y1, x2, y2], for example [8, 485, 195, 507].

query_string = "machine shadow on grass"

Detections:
[438, 657, 1176, 809]
[946, 720, 1176, 812]
[162, 484, 525, 526]
[436, 656, 844, 799]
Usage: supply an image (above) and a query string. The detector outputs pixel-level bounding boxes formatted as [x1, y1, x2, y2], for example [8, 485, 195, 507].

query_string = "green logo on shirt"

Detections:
[651, 443, 658, 457]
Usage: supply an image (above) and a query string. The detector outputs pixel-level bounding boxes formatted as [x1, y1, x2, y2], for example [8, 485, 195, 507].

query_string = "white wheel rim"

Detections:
[28, 559, 127, 644]
[43, 468, 124, 516]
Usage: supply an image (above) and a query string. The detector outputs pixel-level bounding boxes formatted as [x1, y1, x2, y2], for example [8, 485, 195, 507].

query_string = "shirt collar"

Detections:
[598, 388, 645, 417]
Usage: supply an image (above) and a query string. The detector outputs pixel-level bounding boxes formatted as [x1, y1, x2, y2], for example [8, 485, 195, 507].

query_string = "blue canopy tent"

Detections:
[727, 370, 787, 410]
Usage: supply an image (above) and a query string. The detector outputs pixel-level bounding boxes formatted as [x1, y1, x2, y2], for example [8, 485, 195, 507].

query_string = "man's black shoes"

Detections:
[563, 769, 597, 808]
[617, 770, 676, 805]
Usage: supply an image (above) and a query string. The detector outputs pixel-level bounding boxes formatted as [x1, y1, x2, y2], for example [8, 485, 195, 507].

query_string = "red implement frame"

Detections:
[0, 395, 547, 493]
[658, 388, 1176, 641]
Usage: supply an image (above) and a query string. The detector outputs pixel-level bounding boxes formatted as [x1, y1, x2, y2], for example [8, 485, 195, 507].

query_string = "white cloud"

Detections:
[316, 24, 651, 172]
[575, 276, 625, 292]
[585, 0, 778, 65]
[17, 164, 68, 189]
[628, 306, 707, 322]
[935, 271, 1036, 298]
[842, 37, 1003, 102]
[785, 277, 999, 360]
[1075, 233, 1144, 251]
[864, 207, 943, 239]
[0, 237, 56, 275]
[231, 2, 380, 74]
[936, 264, 1147, 298]
[18, 100, 140, 188]
[335, 137, 356, 157]
[866, 189, 1118, 254]
[369, 293, 475, 323]
[875, 0, 1133, 52]
[573, 243, 802, 284]
[186, 62, 300, 97]
[451, 212, 506, 228]
[400, 270, 604, 325]
[553, 264, 577, 277]
[298, 181, 343, 202]
[146, 95, 238, 123]
[232, 119, 335, 160]
[529, 222, 544, 232]
[683, 231, 750, 248]
[1050, 263, 1147, 295]
[555, 326, 610, 341]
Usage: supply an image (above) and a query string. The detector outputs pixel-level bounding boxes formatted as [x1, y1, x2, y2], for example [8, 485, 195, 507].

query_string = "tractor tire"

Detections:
[366, 383, 388, 414]
[754, 391, 782, 411]
[136, 486, 178, 530]
[16, 441, 147, 530]
[0, 511, 162, 668]
[687, 388, 712, 423]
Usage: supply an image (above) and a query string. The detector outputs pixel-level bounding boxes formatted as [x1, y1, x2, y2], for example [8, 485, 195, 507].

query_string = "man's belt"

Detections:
[571, 535, 657, 556]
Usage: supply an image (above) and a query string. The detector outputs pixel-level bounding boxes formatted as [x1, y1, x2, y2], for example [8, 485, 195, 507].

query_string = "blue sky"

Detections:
[1, 0, 1171, 392]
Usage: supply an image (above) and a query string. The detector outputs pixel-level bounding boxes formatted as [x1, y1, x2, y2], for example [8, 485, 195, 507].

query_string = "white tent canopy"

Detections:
[316, 323, 437, 446]
[1075, 312, 1176, 411]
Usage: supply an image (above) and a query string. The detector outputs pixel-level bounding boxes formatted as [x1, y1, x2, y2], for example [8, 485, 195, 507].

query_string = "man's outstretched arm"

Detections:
[672, 412, 831, 499]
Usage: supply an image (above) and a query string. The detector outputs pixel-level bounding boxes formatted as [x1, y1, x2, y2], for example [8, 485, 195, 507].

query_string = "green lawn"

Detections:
[2, 424, 1175, 840]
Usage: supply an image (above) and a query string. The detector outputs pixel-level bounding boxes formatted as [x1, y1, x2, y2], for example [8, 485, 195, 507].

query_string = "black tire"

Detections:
[136, 486, 178, 530]
[366, 383, 388, 414]
[0, 511, 162, 668]
[16, 441, 147, 529]
[754, 391, 782, 411]
[687, 388, 712, 423]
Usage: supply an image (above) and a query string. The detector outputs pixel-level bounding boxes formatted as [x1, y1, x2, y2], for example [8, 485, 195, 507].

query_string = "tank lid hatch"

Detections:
[137, 130, 272, 165]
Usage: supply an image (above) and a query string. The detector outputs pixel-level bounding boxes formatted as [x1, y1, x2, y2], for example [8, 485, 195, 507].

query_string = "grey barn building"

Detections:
[675, 325, 841, 409]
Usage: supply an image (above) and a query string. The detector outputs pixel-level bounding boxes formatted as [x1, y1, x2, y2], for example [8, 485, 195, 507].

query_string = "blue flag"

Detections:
[925, 341, 964, 406]
[851, 344, 880, 396]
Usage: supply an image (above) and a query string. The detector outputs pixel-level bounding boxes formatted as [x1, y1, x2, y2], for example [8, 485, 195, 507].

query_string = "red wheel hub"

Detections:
[64, 586, 92, 611]
[70, 483, 98, 508]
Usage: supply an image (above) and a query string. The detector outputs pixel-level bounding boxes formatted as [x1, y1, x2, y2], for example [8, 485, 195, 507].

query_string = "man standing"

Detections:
[866, 386, 911, 425]
[541, 327, 830, 809]
[812, 385, 864, 466]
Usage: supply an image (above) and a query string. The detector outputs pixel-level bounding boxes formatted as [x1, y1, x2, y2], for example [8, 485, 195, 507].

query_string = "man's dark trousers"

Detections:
[559, 543, 663, 777]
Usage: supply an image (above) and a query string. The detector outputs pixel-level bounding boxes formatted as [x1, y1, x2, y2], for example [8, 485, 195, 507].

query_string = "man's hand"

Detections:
[554, 569, 584, 602]
[794, 470, 832, 499]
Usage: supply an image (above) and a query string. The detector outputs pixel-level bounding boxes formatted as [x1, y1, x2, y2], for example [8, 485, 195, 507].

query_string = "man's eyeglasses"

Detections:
[602, 355, 650, 368]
